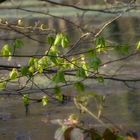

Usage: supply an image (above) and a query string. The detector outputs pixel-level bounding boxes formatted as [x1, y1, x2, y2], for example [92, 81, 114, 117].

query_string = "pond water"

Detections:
[0, 2, 140, 140]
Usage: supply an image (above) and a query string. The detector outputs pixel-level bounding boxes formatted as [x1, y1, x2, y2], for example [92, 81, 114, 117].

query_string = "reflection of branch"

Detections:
[40, 0, 137, 14]
[101, 51, 139, 66]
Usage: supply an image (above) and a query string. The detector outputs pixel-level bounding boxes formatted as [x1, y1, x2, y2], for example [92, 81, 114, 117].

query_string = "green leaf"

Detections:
[21, 66, 29, 76]
[42, 96, 49, 106]
[37, 64, 43, 73]
[13, 39, 24, 48]
[48, 51, 59, 65]
[47, 36, 55, 46]
[38, 56, 48, 68]
[61, 35, 70, 48]
[74, 82, 85, 92]
[53, 70, 66, 83]
[54, 86, 63, 101]
[116, 135, 124, 140]
[76, 67, 87, 78]
[29, 57, 35, 66]
[0, 82, 6, 90]
[115, 45, 129, 54]
[96, 36, 106, 53]
[22, 94, 30, 105]
[136, 41, 140, 50]
[28, 66, 35, 74]
[54, 86, 61, 94]
[54, 33, 62, 46]
[1, 44, 12, 60]
[97, 76, 104, 83]
[9, 68, 18, 80]
[1, 44, 11, 56]
[89, 56, 101, 71]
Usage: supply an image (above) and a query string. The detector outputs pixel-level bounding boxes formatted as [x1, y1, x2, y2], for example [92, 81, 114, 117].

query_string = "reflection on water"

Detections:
[0, 1, 140, 139]
[0, 88, 140, 140]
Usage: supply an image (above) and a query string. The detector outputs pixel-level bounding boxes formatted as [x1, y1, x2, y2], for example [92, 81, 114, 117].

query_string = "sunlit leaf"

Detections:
[28, 66, 35, 74]
[42, 96, 49, 106]
[1, 44, 12, 60]
[136, 41, 140, 50]
[9, 68, 18, 80]
[29, 57, 35, 66]
[22, 94, 30, 105]
[54, 33, 62, 46]
[0, 82, 6, 90]
[61, 35, 70, 48]
[96, 36, 106, 53]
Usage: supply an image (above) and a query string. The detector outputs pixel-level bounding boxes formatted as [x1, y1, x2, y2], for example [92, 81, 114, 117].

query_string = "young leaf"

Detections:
[9, 68, 18, 80]
[29, 57, 35, 66]
[1, 44, 11, 56]
[0, 82, 6, 90]
[96, 36, 106, 53]
[54, 33, 62, 46]
[21, 66, 29, 76]
[76, 67, 87, 78]
[22, 94, 30, 105]
[42, 96, 49, 106]
[74, 82, 85, 92]
[54, 86, 61, 94]
[53, 70, 66, 83]
[61, 35, 70, 48]
[89, 56, 101, 71]
[136, 41, 140, 50]
[1, 44, 12, 60]
[13, 39, 24, 48]
[97, 76, 104, 83]
[115, 45, 129, 54]
[47, 36, 55, 46]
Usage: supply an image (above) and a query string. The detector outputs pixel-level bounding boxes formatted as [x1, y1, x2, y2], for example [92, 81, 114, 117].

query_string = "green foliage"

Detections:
[115, 45, 130, 54]
[13, 39, 24, 49]
[21, 66, 29, 76]
[1, 44, 12, 60]
[47, 36, 55, 46]
[96, 36, 107, 53]
[54, 86, 63, 101]
[74, 82, 85, 92]
[76, 67, 87, 78]
[136, 41, 140, 50]
[22, 94, 30, 105]
[89, 55, 101, 71]
[54, 33, 70, 48]
[0, 82, 6, 90]
[97, 76, 104, 83]
[42, 96, 49, 106]
[9, 68, 19, 80]
[53, 70, 66, 83]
